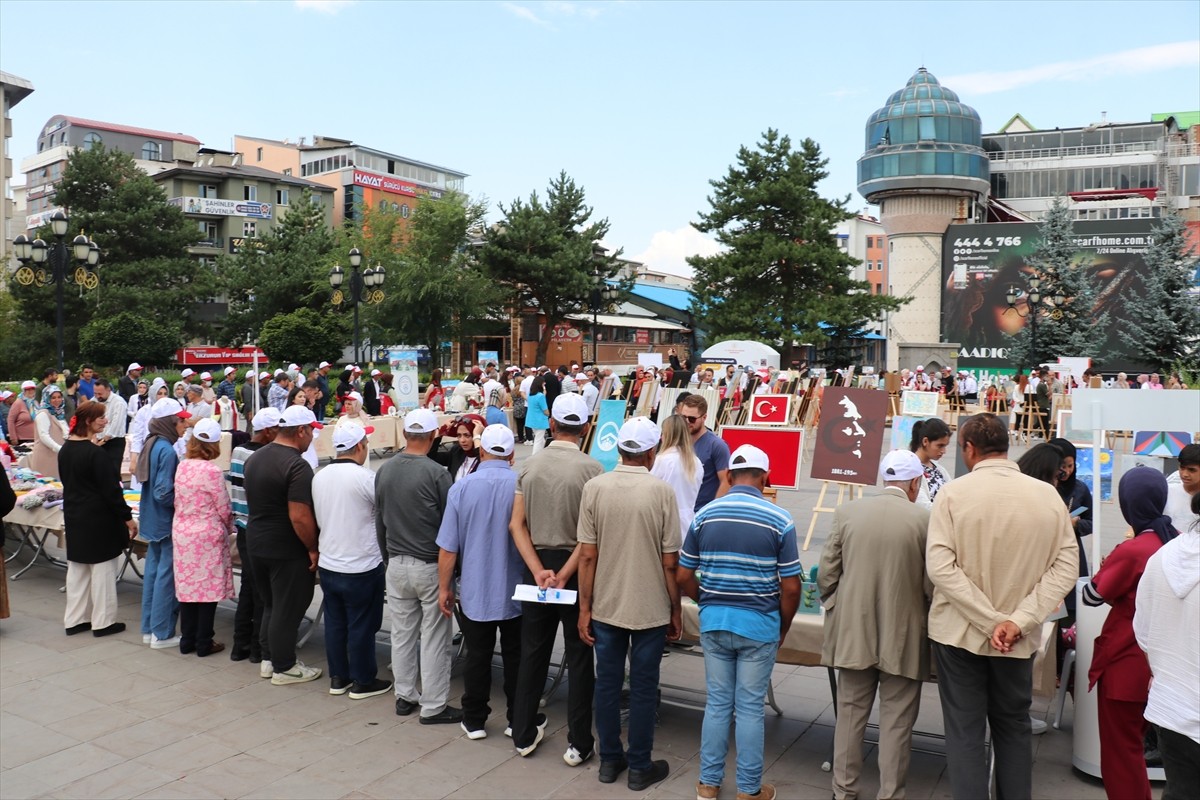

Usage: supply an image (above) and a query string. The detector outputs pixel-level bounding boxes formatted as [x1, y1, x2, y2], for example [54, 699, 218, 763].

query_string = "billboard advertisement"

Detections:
[941, 219, 1157, 374]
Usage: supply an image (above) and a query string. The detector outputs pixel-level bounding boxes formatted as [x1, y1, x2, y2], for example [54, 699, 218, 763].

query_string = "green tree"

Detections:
[360, 192, 501, 361]
[218, 188, 338, 344]
[479, 172, 628, 366]
[257, 308, 345, 367]
[688, 130, 904, 365]
[1006, 196, 1108, 368]
[79, 312, 182, 369]
[1117, 211, 1200, 369]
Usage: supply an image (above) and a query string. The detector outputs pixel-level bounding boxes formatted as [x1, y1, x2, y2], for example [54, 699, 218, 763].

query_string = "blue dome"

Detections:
[857, 68, 989, 202]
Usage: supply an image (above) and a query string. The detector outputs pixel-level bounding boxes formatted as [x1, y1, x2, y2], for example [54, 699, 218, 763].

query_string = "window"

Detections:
[400, 204, 410, 218]
[141, 141, 162, 160]
[283, 168, 292, 176]
[243, 221, 257, 238]
[199, 221, 218, 242]
[256, 147, 263, 162]
[276, 189, 289, 205]
[82, 132, 102, 150]
[199, 184, 218, 198]
[311, 194, 323, 207]
[244, 185, 257, 201]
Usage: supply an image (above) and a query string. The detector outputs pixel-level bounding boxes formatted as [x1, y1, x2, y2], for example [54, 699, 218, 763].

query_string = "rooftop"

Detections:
[41, 114, 201, 145]
[1, 70, 35, 108]
[152, 162, 333, 191]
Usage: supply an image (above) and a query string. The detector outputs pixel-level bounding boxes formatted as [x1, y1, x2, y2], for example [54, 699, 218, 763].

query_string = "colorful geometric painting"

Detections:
[1132, 431, 1192, 457]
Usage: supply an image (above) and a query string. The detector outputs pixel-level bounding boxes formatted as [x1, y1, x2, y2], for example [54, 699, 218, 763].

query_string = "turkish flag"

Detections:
[747, 394, 791, 425]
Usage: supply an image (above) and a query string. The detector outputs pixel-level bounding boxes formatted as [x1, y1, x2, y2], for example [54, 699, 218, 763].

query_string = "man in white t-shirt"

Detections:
[311, 422, 392, 700]
[1165, 444, 1200, 535]
[579, 373, 599, 413]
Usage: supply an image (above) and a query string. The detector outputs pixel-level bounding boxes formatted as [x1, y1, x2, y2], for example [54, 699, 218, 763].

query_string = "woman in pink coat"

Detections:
[172, 418, 235, 656]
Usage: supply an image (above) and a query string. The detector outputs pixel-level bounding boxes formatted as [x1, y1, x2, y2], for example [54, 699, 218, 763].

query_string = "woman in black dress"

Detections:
[58, 401, 137, 636]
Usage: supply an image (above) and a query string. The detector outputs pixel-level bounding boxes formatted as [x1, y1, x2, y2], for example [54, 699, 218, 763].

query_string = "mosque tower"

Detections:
[858, 68, 990, 370]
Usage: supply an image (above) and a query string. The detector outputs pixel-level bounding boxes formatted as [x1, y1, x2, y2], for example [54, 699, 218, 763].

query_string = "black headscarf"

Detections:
[1118, 466, 1177, 546]
[1049, 437, 1078, 494]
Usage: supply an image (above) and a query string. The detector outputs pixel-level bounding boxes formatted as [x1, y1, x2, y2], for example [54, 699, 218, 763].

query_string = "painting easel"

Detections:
[803, 481, 864, 551]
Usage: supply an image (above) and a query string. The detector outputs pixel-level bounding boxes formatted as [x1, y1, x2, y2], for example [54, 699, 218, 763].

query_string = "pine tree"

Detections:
[688, 130, 903, 366]
[1118, 211, 1200, 370]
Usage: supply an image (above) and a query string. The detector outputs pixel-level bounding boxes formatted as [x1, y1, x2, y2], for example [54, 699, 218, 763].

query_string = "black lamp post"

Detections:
[12, 209, 101, 372]
[1005, 275, 1064, 366]
[329, 247, 385, 365]
[588, 244, 619, 364]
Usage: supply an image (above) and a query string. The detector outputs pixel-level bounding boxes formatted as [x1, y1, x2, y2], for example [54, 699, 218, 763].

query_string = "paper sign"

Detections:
[512, 584, 578, 605]
[637, 353, 663, 369]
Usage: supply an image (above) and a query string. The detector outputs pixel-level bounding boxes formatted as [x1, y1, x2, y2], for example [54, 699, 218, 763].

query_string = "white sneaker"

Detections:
[504, 726, 512, 738]
[271, 661, 323, 685]
[515, 714, 547, 757]
[259, 660, 274, 679]
[461, 722, 487, 740]
[563, 744, 593, 767]
[142, 634, 152, 644]
[1030, 716, 1048, 735]
[150, 635, 181, 649]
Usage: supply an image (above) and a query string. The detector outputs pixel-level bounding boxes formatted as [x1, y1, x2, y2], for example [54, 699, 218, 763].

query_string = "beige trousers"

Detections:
[64, 557, 121, 629]
[832, 666, 922, 800]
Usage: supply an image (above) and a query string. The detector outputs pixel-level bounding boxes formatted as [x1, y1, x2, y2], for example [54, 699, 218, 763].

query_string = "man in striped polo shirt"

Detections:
[678, 444, 802, 800]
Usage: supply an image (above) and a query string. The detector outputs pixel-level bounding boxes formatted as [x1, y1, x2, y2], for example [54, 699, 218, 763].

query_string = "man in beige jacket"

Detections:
[820, 449, 932, 800]
[927, 413, 1078, 799]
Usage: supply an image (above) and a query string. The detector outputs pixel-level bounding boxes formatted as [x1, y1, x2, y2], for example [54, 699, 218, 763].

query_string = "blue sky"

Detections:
[2, 0, 1197, 275]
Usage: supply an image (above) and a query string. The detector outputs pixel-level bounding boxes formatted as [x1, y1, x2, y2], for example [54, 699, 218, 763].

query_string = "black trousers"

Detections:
[102, 437, 126, 478]
[510, 549, 594, 754]
[233, 529, 264, 659]
[179, 602, 218, 655]
[250, 554, 314, 673]
[1158, 725, 1200, 800]
[933, 642, 1034, 800]
[458, 612, 522, 731]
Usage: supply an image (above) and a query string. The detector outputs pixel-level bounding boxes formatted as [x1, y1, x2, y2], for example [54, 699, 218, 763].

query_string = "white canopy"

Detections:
[701, 340, 781, 369]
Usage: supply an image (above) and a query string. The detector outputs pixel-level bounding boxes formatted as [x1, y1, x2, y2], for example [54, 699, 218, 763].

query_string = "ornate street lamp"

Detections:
[1005, 275, 1064, 365]
[329, 247, 385, 364]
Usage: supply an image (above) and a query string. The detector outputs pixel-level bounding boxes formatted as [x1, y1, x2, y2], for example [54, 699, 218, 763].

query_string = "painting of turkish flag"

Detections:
[747, 394, 792, 425]
[719, 427, 806, 490]
[810, 387, 889, 486]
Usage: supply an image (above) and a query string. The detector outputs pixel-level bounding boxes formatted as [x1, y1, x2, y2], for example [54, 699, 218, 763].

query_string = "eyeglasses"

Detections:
[680, 414, 703, 423]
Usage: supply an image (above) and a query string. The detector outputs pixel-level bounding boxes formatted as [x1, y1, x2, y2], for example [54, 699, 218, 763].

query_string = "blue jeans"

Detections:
[593, 620, 666, 771]
[141, 538, 179, 640]
[699, 630, 779, 794]
[319, 564, 385, 685]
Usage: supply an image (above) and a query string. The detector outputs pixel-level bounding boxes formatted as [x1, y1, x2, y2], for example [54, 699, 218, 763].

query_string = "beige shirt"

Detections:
[516, 440, 602, 550]
[577, 465, 681, 630]
[926, 458, 1078, 657]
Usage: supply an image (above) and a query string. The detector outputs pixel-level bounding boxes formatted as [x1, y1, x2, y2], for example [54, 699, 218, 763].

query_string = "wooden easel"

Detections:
[803, 480, 864, 551]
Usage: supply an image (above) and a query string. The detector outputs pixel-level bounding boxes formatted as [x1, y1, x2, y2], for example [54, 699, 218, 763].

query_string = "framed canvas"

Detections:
[810, 387, 890, 486]
[901, 391, 939, 417]
[1133, 431, 1192, 457]
[1056, 410, 1092, 446]
[747, 394, 792, 425]
[718, 426, 806, 490]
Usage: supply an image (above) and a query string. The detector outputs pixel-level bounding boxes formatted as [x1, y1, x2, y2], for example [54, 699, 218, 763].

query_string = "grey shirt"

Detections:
[516, 440, 603, 550]
[375, 452, 452, 563]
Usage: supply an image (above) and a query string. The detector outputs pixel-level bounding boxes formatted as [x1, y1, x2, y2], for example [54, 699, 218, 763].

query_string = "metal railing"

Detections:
[987, 141, 1165, 161]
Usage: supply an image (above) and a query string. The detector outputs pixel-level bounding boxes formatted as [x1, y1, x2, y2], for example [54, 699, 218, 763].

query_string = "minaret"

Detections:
[858, 68, 989, 369]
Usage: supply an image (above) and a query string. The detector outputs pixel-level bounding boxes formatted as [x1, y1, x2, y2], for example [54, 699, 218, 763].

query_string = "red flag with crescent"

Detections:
[748, 394, 791, 425]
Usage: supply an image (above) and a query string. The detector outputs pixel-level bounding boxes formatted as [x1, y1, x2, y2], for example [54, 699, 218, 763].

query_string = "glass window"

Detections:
[276, 189, 289, 205]
[256, 147, 263, 162]
[900, 118, 917, 142]
[936, 152, 955, 174]
[200, 184, 218, 198]
[82, 132, 102, 150]
[244, 185, 257, 201]
[141, 141, 162, 160]
[243, 221, 256, 238]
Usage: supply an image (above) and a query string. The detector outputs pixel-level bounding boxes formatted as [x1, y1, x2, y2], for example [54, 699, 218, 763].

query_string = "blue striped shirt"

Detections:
[679, 485, 803, 642]
[227, 442, 263, 530]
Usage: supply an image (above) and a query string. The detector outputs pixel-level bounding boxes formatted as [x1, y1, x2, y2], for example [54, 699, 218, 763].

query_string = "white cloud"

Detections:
[502, 2, 552, 27]
[502, 1, 607, 27]
[632, 226, 723, 277]
[945, 41, 1200, 95]
[294, 0, 355, 13]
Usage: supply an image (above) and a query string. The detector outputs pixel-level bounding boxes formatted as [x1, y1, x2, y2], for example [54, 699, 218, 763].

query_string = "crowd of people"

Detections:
[1, 356, 1198, 799]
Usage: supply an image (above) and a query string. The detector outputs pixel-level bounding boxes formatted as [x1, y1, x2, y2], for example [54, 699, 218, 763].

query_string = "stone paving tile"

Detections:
[0, 710, 79, 769]
[90, 715, 196, 759]
[174, 753, 295, 797]
[49, 759, 175, 800]
[131, 778, 225, 799]
[132, 732, 242, 780]
[45, 704, 145, 740]
[2, 741, 125, 792]
[1, 678, 107, 726]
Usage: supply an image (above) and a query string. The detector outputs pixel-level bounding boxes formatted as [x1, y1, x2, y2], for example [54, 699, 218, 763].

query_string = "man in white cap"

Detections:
[578, 372, 598, 413]
[315, 361, 333, 422]
[227, 407, 281, 662]
[375, 408, 460, 723]
[257, 371, 273, 413]
[119, 362, 143, 402]
[243, 405, 324, 686]
[311, 421, 392, 700]
[509, 392, 601, 763]
[180, 367, 197, 386]
[436, 424, 523, 740]
[286, 362, 302, 385]
[818, 449, 931, 800]
[216, 366, 238, 404]
[678, 444, 802, 800]
[577, 416, 681, 790]
[362, 368, 384, 416]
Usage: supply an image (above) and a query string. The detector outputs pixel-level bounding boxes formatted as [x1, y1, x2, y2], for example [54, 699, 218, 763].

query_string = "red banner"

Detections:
[718, 427, 806, 490]
[747, 394, 791, 425]
[176, 346, 268, 365]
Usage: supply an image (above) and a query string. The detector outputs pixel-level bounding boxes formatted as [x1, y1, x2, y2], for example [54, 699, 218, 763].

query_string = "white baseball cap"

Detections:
[127, 362, 143, 372]
[278, 406, 322, 428]
[574, 372, 588, 382]
[617, 416, 660, 454]
[915, 365, 924, 372]
[245, 368, 257, 379]
[333, 421, 374, 452]
[193, 418, 222, 443]
[274, 369, 286, 377]
[879, 449, 924, 482]
[288, 363, 299, 372]
[180, 368, 196, 378]
[352, 365, 363, 373]
[251, 407, 282, 430]
[346, 390, 363, 403]
[480, 424, 515, 457]
[21, 380, 36, 390]
[403, 408, 439, 434]
[224, 367, 236, 376]
[259, 371, 272, 380]
[370, 369, 382, 377]
[551, 393, 590, 425]
[150, 397, 192, 419]
[200, 372, 212, 381]
[729, 444, 770, 472]
[319, 361, 331, 369]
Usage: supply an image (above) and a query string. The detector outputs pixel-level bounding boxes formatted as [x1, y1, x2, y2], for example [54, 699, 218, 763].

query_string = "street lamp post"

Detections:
[588, 244, 618, 365]
[12, 209, 101, 372]
[329, 247, 385, 364]
[1005, 275, 1064, 366]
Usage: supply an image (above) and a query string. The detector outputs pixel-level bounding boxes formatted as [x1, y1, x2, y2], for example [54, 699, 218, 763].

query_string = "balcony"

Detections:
[190, 238, 224, 252]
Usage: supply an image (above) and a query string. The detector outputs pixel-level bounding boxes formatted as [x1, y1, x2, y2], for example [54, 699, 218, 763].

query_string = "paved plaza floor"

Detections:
[0, 435, 1135, 799]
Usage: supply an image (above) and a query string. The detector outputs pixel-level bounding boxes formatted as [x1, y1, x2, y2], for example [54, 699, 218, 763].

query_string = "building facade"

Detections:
[1, 71, 34, 266]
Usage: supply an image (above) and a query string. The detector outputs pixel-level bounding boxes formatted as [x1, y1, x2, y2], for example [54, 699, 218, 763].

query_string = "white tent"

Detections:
[700, 340, 781, 370]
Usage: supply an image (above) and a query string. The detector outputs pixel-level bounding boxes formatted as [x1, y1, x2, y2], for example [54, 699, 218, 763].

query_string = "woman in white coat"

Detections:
[29, 386, 69, 478]
[909, 417, 951, 509]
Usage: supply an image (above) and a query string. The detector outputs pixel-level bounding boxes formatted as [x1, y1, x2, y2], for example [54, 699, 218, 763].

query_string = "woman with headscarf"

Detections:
[128, 380, 170, 491]
[448, 369, 484, 413]
[135, 397, 192, 650]
[30, 386, 69, 477]
[6, 380, 38, 445]
[127, 378, 153, 418]
[430, 413, 485, 483]
[1083, 467, 1177, 800]
[335, 368, 354, 415]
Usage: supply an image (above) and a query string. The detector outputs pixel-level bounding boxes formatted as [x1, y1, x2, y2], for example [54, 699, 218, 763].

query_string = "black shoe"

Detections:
[419, 706, 464, 725]
[395, 697, 418, 716]
[229, 647, 251, 662]
[65, 623, 91, 636]
[248, 653, 263, 664]
[180, 640, 196, 655]
[349, 678, 393, 700]
[329, 676, 352, 696]
[598, 757, 628, 784]
[627, 760, 669, 791]
[92, 623, 126, 637]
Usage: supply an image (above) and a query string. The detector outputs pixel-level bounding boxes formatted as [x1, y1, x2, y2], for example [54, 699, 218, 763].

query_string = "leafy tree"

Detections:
[1117, 211, 1200, 370]
[688, 130, 904, 365]
[1006, 196, 1109, 368]
[0, 283, 54, 379]
[218, 188, 338, 344]
[257, 308, 345, 367]
[479, 172, 628, 366]
[79, 312, 182, 369]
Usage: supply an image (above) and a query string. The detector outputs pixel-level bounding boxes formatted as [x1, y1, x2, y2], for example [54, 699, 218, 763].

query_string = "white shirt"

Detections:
[129, 405, 153, 454]
[100, 393, 128, 438]
[35, 412, 68, 453]
[650, 448, 703, 539]
[1165, 472, 1198, 536]
[519, 375, 535, 397]
[312, 458, 382, 573]
[581, 381, 600, 413]
[482, 379, 505, 408]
